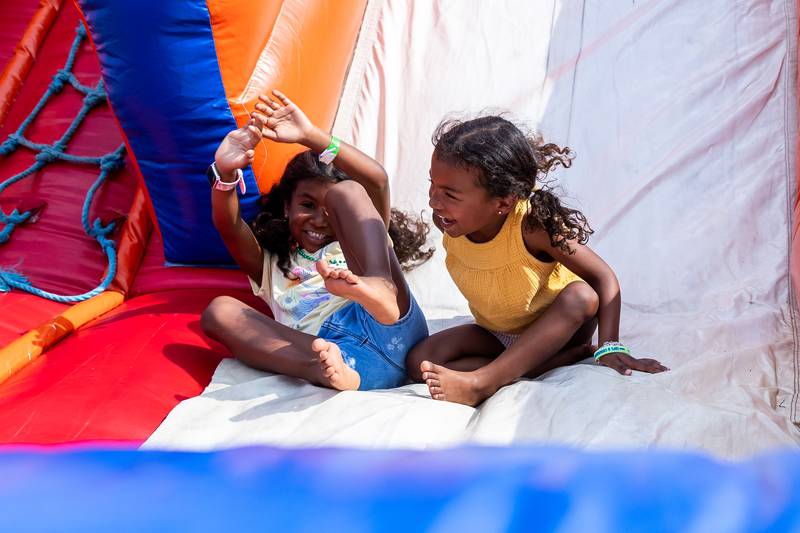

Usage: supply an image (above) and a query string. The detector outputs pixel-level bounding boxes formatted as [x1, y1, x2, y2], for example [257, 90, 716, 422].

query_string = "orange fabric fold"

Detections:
[0, 0, 63, 126]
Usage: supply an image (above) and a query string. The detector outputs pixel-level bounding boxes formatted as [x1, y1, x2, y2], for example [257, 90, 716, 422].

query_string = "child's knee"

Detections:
[325, 179, 368, 208]
[200, 295, 239, 337]
[560, 282, 599, 322]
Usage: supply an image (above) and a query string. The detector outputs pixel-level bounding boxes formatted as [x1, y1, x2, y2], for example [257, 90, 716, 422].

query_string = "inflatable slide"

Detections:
[1, 0, 799, 530]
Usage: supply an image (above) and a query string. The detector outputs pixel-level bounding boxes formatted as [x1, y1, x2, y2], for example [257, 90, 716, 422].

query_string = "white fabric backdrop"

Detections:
[144, 0, 800, 457]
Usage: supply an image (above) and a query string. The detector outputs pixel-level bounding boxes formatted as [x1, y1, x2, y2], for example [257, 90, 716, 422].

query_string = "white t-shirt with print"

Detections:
[249, 241, 350, 335]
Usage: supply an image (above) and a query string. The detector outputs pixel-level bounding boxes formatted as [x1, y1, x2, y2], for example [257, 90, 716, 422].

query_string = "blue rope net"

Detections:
[0, 23, 126, 303]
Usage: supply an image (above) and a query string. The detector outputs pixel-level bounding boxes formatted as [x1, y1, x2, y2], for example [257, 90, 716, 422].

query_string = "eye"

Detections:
[445, 192, 458, 200]
[300, 201, 314, 209]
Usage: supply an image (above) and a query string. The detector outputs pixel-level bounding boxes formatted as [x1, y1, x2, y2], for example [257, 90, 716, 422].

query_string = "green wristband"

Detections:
[318, 135, 340, 164]
[593, 343, 631, 361]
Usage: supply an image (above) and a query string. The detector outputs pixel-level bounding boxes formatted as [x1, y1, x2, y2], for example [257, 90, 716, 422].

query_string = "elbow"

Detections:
[586, 271, 620, 303]
[373, 166, 389, 192]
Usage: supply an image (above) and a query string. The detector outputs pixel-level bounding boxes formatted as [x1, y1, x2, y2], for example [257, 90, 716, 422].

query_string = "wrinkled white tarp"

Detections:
[144, 0, 800, 458]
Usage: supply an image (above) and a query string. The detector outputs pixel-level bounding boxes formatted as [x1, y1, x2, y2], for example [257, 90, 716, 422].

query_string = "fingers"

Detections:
[254, 103, 273, 117]
[599, 355, 632, 376]
[599, 354, 670, 375]
[272, 89, 292, 106]
[258, 93, 281, 110]
[250, 111, 279, 141]
[249, 112, 265, 130]
[628, 357, 670, 374]
[244, 117, 262, 143]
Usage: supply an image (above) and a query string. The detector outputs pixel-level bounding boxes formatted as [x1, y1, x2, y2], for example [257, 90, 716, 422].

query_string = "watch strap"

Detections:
[208, 162, 246, 194]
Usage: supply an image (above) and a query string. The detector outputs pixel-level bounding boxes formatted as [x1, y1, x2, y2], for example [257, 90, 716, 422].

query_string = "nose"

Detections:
[428, 186, 442, 210]
[312, 207, 328, 227]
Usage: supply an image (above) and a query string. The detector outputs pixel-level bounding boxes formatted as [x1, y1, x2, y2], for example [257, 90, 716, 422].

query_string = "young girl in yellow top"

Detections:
[407, 116, 668, 406]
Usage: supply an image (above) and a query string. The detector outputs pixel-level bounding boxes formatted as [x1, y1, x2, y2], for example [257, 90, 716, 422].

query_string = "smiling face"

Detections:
[428, 152, 514, 243]
[285, 178, 336, 253]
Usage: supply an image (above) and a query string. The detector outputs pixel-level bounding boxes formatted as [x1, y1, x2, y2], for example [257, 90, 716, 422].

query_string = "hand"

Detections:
[253, 89, 314, 144]
[214, 114, 264, 177]
[598, 352, 669, 376]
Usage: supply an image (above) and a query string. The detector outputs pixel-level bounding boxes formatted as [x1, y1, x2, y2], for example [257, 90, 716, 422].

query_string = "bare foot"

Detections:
[420, 360, 495, 407]
[312, 337, 360, 391]
[316, 259, 399, 325]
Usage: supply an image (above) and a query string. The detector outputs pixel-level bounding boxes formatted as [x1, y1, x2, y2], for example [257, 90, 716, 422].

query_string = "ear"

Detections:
[495, 195, 517, 216]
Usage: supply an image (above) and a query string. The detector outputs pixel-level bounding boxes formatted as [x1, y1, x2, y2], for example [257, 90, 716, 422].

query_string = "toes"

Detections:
[422, 370, 441, 381]
[426, 378, 441, 389]
[323, 366, 337, 378]
[315, 260, 331, 277]
[427, 362, 445, 374]
[420, 360, 434, 373]
[311, 337, 329, 353]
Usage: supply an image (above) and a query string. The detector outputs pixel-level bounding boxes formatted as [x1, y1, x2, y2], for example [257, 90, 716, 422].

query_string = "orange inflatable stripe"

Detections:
[0, 290, 123, 385]
[208, 0, 369, 194]
[207, 0, 283, 100]
[0, 0, 63, 126]
[110, 185, 154, 294]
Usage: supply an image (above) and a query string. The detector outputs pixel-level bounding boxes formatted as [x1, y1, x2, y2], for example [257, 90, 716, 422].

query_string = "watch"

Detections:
[207, 162, 246, 194]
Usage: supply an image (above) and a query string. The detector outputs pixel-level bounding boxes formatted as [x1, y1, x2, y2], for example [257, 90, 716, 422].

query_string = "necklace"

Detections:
[296, 246, 347, 267]
[297, 247, 319, 262]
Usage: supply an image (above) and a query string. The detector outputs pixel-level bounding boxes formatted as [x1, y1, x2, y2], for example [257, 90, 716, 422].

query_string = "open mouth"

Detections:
[304, 230, 331, 244]
[434, 213, 456, 229]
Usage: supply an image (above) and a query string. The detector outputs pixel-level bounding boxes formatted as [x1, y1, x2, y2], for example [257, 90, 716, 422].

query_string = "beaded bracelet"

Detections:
[319, 135, 341, 164]
[593, 341, 631, 361]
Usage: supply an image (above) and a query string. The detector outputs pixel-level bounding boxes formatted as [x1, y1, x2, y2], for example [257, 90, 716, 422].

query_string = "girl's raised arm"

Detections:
[253, 90, 391, 227]
[210, 117, 265, 282]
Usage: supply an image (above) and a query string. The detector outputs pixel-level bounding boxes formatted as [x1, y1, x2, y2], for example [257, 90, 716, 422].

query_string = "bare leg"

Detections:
[407, 316, 597, 383]
[421, 281, 600, 406]
[324, 180, 410, 323]
[315, 259, 398, 325]
[525, 317, 597, 378]
[201, 296, 359, 391]
[406, 324, 504, 381]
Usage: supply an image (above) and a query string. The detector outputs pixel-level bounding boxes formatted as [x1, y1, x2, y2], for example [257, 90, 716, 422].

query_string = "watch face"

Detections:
[206, 164, 217, 187]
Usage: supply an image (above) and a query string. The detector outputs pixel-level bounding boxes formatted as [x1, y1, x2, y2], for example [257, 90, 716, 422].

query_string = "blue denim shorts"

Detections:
[317, 294, 428, 391]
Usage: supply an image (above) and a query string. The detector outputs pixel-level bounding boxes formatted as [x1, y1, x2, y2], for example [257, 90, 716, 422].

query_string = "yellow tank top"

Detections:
[443, 200, 581, 335]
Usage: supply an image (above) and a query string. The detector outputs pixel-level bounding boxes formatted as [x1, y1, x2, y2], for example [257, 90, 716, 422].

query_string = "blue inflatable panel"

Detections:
[77, 0, 258, 265]
[1, 445, 799, 531]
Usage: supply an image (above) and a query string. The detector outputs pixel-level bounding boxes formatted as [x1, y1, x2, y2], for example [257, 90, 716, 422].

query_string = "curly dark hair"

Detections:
[251, 150, 433, 277]
[432, 115, 592, 254]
